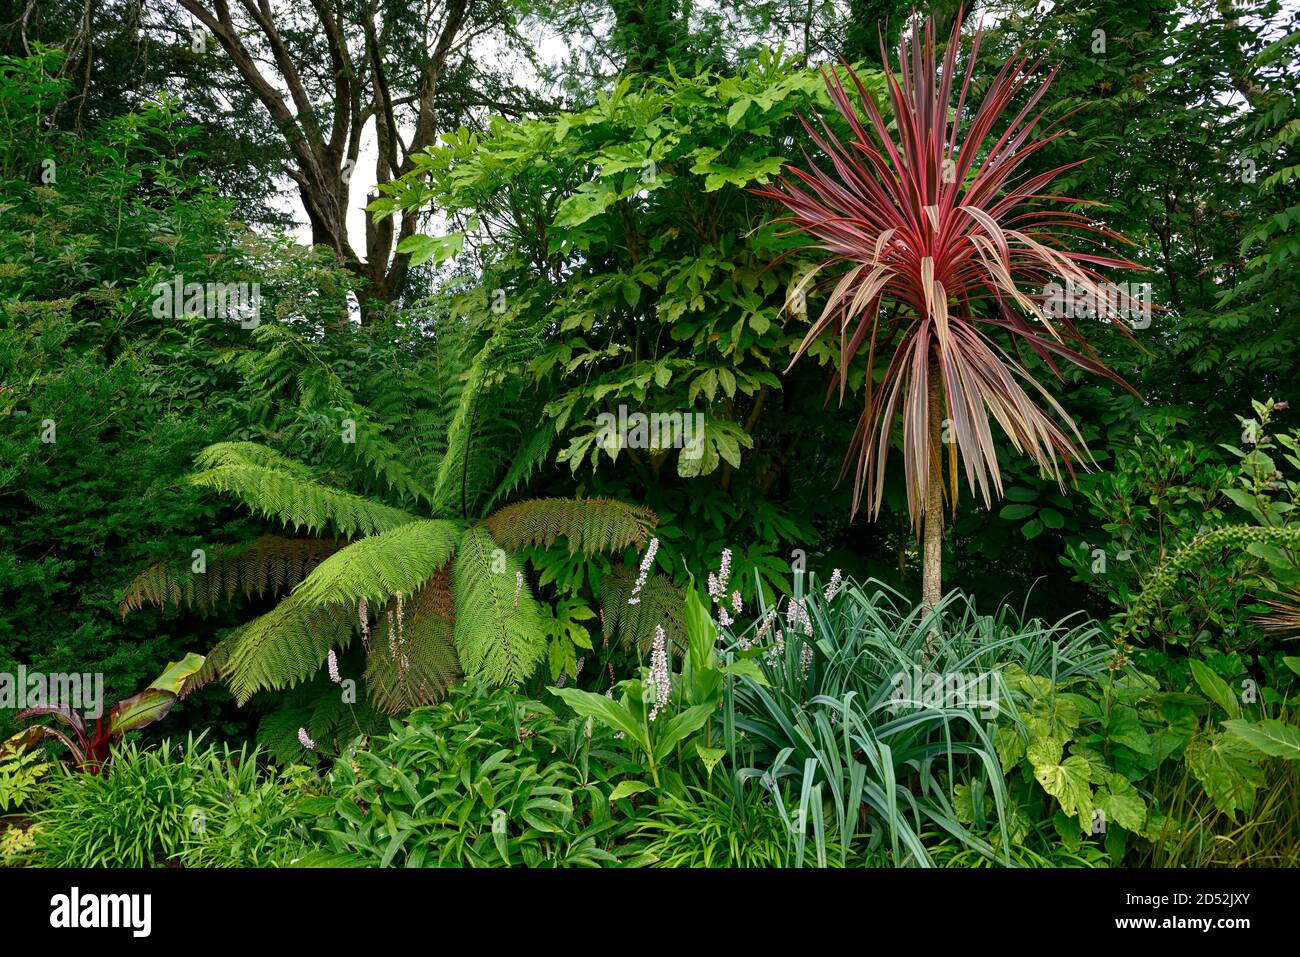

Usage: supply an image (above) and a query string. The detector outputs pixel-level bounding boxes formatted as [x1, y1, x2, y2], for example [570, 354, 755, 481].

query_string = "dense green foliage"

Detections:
[1, 1, 1297, 870]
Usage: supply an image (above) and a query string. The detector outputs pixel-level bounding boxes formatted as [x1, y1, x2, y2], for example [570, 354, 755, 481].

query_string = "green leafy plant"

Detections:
[304, 682, 638, 867]
[549, 583, 758, 789]
[30, 734, 309, 867]
[722, 575, 1116, 866]
[0, 748, 52, 812]
[631, 784, 863, 867]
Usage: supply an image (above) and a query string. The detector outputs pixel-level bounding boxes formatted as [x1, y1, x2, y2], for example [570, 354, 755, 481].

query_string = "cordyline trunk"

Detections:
[922, 353, 944, 612]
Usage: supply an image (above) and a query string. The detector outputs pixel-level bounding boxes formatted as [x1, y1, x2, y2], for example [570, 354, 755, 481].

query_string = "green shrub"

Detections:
[306, 682, 640, 867]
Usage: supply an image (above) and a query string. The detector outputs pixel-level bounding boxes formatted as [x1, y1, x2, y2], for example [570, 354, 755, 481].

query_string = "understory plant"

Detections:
[720, 576, 1117, 866]
[993, 647, 1300, 864]
[304, 682, 641, 867]
[30, 735, 313, 867]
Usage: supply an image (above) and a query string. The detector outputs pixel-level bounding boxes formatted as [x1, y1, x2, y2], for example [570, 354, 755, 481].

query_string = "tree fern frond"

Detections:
[189, 444, 417, 537]
[484, 498, 657, 556]
[430, 318, 542, 518]
[365, 569, 461, 713]
[194, 441, 318, 478]
[292, 520, 460, 607]
[601, 563, 687, 656]
[182, 630, 240, 696]
[119, 536, 344, 617]
[483, 421, 557, 512]
[452, 526, 547, 685]
[256, 677, 389, 764]
[346, 413, 436, 507]
[221, 595, 355, 704]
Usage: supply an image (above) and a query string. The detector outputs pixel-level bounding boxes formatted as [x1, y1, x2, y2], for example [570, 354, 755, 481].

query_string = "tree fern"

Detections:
[484, 498, 657, 556]
[365, 570, 462, 713]
[292, 520, 461, 607]
[452, 526, 548, 685]
[118, 536, 344, 617]
[190, 442, 417, 537]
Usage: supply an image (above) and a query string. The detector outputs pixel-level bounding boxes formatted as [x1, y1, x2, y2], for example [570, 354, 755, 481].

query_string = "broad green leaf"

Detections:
[1222, 718, 1300, 760]
[1189, 660, 1242, 719]
[609, 780, 653, 802]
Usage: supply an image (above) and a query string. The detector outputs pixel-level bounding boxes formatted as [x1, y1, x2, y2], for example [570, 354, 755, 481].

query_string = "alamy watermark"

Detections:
[595, 404, 705, 460]
[888, 667, 1001, 719]
[0, 667, 104, 719]
[1042, 278, 1153, 329]
[151, 273, 261, 328]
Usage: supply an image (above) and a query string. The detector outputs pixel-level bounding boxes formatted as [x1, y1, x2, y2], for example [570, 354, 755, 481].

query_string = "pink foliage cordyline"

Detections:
[756, 12, 1145, 527]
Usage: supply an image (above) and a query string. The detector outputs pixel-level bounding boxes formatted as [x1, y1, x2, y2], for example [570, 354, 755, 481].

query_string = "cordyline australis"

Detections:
[756, 12, 1145, 611]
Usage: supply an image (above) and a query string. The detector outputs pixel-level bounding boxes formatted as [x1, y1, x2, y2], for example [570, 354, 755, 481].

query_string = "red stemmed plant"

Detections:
[756, 12, 1145, 609]
[0, 653, 204, 774]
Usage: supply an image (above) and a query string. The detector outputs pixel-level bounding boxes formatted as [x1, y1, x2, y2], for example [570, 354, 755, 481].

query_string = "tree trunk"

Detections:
[921, 353, 944, 612]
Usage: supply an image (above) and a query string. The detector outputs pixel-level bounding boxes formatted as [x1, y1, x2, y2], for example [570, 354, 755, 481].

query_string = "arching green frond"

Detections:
[365, 569, 461, 714]
[118, 536, 344, 617]
[484, 497, 657, 556]
[195, 441, 318, 478]
[221, 595, 355, 704]
[483, 420, 557, 512]
[182, 630, 239, 697]
[292, 520, 461, 607]
[600, 563, 687, 656]
[452, 525, 547, 686]
[346, 414, 435, 507]
[189, 444, 418, 537]
[430, 317, 543, 518]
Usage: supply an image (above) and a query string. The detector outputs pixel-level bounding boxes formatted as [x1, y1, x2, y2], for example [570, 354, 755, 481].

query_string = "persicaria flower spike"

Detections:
[297, 728, 316, 750]
[629, 536, 659, 605]
[648, 624, 670, 721]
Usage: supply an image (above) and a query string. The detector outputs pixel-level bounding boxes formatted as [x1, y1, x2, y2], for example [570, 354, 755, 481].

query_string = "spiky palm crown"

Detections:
[122, 317, 660, 714]
[756, 12, 1144, 526]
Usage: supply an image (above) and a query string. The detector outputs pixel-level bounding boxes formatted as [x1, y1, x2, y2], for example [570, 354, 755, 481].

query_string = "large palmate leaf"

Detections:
[757, 15, 1143, 525]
